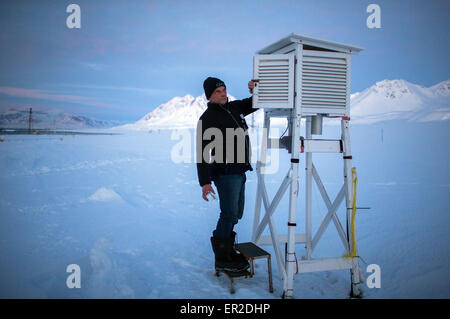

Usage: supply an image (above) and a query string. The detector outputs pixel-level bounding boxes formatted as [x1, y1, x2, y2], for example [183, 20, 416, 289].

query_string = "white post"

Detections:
[305, 117, 313, 260]
[341, 118, 353, 253]
[284, 115, 301, 299]
[252, 113, 270, 242]
[341, 118, 362, 297]
[283, 43, 304, 299]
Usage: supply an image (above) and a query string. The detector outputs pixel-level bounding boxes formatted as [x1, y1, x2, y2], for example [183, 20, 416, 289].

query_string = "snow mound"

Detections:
[88, 187, 122, 202]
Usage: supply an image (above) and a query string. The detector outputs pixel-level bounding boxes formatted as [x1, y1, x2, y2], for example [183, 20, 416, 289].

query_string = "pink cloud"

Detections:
[0, 86, 119, 109]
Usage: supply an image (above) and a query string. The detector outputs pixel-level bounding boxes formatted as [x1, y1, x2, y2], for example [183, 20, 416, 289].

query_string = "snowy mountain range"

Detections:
[121, 79, 450, 130]
[119, 94, 239, 130]
[350, 79, 450, 124]
[0, 109, 121, 129]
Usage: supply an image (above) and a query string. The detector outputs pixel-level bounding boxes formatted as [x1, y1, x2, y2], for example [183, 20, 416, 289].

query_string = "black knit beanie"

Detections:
[203, 77, 226, 100]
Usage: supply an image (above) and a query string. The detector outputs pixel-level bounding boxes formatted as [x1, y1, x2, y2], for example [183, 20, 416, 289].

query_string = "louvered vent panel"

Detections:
[253, 54, 294, 109]
[301, 51, 348, 110]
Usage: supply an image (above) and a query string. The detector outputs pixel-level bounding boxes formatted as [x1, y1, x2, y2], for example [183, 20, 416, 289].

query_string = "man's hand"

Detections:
[248, 80, 256, 94]
[202, 184, 216, 201]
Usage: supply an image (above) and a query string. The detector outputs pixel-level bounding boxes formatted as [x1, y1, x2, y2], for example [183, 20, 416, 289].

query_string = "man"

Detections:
[196, 77, 257, 272]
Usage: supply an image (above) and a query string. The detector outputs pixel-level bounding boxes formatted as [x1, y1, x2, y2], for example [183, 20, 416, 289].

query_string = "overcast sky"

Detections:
[0, 0, 449, 122]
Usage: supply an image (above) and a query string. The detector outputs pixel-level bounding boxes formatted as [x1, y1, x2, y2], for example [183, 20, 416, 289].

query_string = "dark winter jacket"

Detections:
[196, 97, 258, 187]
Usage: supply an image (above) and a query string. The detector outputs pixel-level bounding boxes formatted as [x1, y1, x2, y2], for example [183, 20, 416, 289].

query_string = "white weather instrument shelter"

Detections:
[251, 33, 364, 298]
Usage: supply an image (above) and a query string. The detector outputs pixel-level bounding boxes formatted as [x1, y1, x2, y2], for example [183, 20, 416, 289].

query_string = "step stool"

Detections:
[216, 242, 273, 294]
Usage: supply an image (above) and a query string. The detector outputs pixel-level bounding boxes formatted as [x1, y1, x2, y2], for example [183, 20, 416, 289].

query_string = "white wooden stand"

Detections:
[252, 113, 362, 299]
[250, 33, 364, 298]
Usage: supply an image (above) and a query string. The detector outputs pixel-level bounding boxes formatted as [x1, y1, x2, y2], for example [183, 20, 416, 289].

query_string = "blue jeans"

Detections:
[212, 173, 246, 239]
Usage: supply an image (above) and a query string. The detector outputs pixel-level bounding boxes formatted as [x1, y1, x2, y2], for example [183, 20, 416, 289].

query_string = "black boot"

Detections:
[229, 231, 250, 268]
[211, 235, 249, 272]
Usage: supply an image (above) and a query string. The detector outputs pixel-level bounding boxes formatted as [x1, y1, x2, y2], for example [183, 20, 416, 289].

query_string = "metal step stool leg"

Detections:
[267, 255, 274, 293]
[250, 258, 255, 276]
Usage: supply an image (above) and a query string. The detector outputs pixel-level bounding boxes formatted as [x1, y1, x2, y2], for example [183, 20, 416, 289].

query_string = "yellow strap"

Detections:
[343, 167, 358, 258]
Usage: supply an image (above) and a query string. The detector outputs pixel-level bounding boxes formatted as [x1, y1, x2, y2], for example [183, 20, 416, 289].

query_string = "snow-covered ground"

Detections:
[0, 119, 449, 298]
